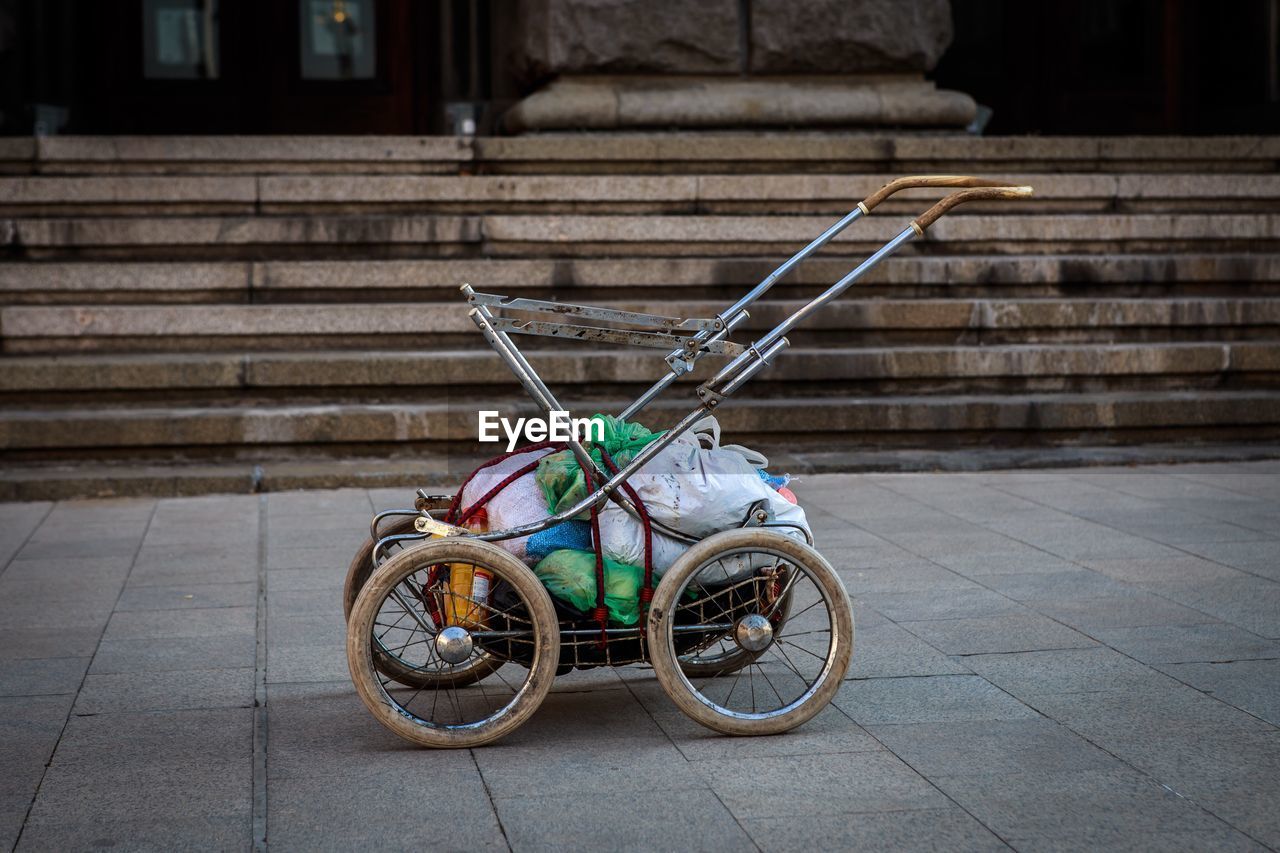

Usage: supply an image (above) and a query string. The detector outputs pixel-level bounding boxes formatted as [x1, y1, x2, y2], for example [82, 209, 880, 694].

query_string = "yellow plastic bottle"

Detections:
[446, 509, 492, 629]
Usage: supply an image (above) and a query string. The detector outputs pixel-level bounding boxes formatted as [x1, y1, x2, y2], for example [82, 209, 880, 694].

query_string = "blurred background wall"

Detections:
[0, 0, 1276, 136]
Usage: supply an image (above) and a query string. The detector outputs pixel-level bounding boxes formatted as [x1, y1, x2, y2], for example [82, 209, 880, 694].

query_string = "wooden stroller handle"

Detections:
[911, 186, 1034, 232]
[859, 175, 1023, 213]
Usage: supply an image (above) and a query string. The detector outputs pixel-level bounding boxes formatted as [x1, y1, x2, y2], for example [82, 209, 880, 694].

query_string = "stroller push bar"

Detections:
[701, 184, 1034, 398]
[619, 176, 1033, 419]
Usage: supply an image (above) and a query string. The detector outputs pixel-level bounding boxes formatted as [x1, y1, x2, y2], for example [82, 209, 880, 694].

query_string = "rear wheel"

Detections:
[343, 514, 419, 622]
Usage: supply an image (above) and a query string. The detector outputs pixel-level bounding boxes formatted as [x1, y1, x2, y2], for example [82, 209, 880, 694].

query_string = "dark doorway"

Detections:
[28, 0, 430, 134]
[936, 0, 1280, 135]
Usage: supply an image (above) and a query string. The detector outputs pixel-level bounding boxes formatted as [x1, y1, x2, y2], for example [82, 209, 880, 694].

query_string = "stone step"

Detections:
[1, 136, 471, 175]
[6, 213, 1278, 259]
[5, 135, 1276, 176]
[5, 173, 1278, 216]
[4, 390, 1280, 458]
[3, 343, 1276, 399]
[4, 254, 1278, 305]
[472, 135, 1280, 175]
[478, 213, 1280, 256]
[7, 298, 1280, 353]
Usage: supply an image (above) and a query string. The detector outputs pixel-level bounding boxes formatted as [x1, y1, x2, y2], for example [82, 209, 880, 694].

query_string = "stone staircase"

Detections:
[1, 134, 1278, 497]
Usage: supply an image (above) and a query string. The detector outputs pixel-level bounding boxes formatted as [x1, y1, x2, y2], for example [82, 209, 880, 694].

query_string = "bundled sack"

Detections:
[460, 448, 555, 564]
[533, 549, 645, 626]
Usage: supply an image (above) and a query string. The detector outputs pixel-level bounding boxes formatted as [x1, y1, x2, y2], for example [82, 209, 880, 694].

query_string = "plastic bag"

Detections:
[621, 427, 808, 539]
[460, 448, 554, 563]
[597, 506, 688, 574]
[536, 415, 665, 516]
[533, 549, 645, 625]
[596, 417, 812, 581]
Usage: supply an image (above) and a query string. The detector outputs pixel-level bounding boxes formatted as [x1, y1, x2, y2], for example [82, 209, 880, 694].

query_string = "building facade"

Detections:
[2, 0, 1277, 136]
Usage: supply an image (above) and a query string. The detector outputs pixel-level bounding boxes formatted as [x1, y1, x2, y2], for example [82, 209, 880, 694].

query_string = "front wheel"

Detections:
[647, 529, 854, 736]
[347, 538, 560, 748]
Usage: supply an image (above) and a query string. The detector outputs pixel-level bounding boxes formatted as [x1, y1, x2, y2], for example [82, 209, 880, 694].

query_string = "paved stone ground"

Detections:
[2, 461, 1279, 852]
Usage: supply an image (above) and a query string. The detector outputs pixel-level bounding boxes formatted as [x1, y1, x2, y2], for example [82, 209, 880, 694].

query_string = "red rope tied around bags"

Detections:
[429, 440, 568, 607]
[598, 447, 655, 635]
[444, 440, 567, 525]
[581, 462, 610, 648]
[456, 457, 544, 527]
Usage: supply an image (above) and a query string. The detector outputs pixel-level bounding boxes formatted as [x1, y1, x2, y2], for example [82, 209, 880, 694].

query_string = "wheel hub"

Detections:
[435, 625, 474, 664]
[734, 613, 774, 652]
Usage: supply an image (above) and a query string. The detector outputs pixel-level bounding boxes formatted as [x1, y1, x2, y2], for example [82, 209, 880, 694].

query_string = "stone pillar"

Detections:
[504, 0, 975, 132]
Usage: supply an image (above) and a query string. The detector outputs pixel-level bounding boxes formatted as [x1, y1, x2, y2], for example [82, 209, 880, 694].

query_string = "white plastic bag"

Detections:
[599, 417, 812, 580]
[597, 503, 688, 574]
[460, 449, 553, 564]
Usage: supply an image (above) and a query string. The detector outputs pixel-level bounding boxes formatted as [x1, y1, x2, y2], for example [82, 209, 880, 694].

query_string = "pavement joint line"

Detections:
[252, 493, 268, 852]
[11, 497, 158, 851]
[1006, 685, 1277, 850]
[948, 646, 1106, 658]
[1146, 465, 1280, 508]
[844, 672, 986, 681]
[829, 688, 1017, 851]
[980, 479, 1280, 626]
[615, 674, 765, 852]
[467, 749, 513, 853]
[872, 473, 1274, 644]
[1060, 466, 1280, 529]
[880, 476, 1280, 688]
[0, 500, 53, 581]
[1156, 656, 1280, 665]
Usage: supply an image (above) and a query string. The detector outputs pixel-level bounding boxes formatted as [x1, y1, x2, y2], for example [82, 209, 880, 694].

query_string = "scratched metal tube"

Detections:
[469, 305, 699, 544]
[619, 207, 865, 421]
[705, 225, 917, 392]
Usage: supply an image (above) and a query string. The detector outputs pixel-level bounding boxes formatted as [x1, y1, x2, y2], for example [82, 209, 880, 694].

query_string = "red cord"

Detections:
[432, 441, 566, 599]
[444, 440, 566, 524]
[456, 457, 544, 527]
[582, 463, 609, 648]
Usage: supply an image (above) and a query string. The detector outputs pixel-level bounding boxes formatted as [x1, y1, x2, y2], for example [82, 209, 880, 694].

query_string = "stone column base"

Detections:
[503, 74, 976, 133]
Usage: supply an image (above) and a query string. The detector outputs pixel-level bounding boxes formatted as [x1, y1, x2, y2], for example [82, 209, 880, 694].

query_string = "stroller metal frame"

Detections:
[348, 176, 1033, 747]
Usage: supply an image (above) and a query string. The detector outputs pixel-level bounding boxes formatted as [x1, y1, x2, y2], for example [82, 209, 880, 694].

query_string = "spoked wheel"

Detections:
[343, 511, 504, 690]
[343, 513, 420, 622]
[346, 538, 559, 748]
[647, 529, 853, 736]
[677, 567, 794, 679]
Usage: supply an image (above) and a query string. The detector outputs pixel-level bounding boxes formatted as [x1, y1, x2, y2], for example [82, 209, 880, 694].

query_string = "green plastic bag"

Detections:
[536, 414, 664, 517]
[533, 548, 645, 626]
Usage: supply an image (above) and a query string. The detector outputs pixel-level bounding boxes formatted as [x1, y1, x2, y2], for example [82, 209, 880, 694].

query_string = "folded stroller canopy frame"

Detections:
[416, 177, 1033, 550]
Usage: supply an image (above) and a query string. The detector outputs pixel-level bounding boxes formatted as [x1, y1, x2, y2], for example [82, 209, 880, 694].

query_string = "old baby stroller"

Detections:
[344, 177, 1034, 747]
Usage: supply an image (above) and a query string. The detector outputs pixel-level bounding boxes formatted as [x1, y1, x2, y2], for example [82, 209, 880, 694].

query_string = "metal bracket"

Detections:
[695, 384, 726, 408]
[414, 515, 467, 537]
[488, 317, 746, 356]
[738, 499, 771, 528]
[414, 490, 453, 512]
[467, 291, 720, 333]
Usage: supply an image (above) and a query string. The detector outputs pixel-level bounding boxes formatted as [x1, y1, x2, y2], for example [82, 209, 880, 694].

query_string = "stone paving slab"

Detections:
[0, 462, 1277, 851]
